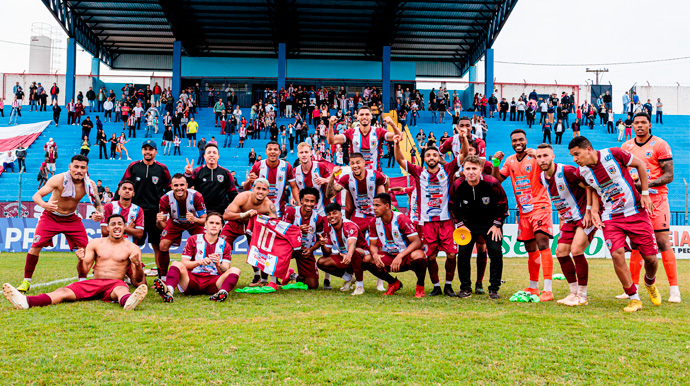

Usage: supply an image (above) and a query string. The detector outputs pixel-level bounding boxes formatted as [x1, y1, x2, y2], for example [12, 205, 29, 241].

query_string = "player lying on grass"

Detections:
[154, 212, 241, 303]
[3, 214, 147, 310]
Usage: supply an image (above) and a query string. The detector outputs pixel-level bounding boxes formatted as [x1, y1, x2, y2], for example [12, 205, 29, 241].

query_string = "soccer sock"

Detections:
[527, 250, 541, 282]
[356, 281, 364, 288]
[644, 274, 655, 286]
[445, 281, 453, 286]
[572, 254, 589, 286]
[543, 279, 552, 292]
[27, 294, 51, 308]
[428, 258, 440, 285]
[158, 251, 170, 278]
[624, 283, 638, 297]
[166, 266, 181, 289]
[661, 249, 678, 286]
[568, 282, 578, 294]
[444, 257, 456, 282]
[540, 249, 553, 280]
[411, 258, 427, 286]
[221, 273, 240, 292]
[557, 255, 577, 284]
[529, 281, 539, 290]
[324, 273, 331, 281]
[629, 249, 643, 286]
[342, 272, 352, 282]
[578, 286, 588, 297]
[270, 276, 278, 284]
[24, 253, 39, 280]
[476, 250, 487, 283]
[119, 293, 131, 307]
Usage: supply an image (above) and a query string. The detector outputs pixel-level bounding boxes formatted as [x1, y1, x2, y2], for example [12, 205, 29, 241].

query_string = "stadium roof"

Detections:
[41, 0, 518, 73]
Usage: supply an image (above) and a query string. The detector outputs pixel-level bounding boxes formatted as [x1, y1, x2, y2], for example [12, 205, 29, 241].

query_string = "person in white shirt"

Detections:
[1, 150, 16, 172]
[133, 103, 145, 131]
[233, 106, 242, 124]
[103, 99, 114, 122]
[539, 100, 548, 124]
[516, 98, 526, 121]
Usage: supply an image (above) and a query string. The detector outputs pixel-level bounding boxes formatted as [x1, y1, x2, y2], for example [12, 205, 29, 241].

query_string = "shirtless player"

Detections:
[4, 214, 148, 310]
[221, 178, 278, 285]
[18, 155, 103, 293]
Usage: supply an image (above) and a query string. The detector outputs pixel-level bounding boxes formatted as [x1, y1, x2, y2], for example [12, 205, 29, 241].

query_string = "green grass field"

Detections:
[1, 252, 689, 385]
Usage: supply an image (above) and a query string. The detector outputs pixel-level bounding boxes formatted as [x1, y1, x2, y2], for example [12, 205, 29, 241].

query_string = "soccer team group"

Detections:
[2, 106, 680, 313]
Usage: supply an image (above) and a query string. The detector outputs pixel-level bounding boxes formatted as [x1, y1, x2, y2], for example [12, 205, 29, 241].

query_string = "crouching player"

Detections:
[4, 214, 147, 310]
[317, 202, 368, 295]
[282, 187, 326, 289]
[368, 193, 428, 298]
[154, 212, 240, 302]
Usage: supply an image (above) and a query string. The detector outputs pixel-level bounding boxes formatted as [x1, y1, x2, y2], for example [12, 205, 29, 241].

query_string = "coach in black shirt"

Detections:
[449, 155, 508, 299]
[121, 139, 172, 274]
[184, 142, 238, 213]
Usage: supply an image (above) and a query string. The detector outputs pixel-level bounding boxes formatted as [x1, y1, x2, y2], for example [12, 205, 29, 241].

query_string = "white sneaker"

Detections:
[3, 283, 29, 310]
[668, 289, 681, 303]
[340, 277, 355, 292]
[577, 295, 589, 306]
[351, 286, 365, 296]
[123, 284, 148, 311]
[376, 278, 386, 292]
[614, 292, 629, 299]
[557, 292, 577, 305]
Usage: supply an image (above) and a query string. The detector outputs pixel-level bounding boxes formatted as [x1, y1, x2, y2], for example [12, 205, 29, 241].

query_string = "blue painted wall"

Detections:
[181, 57, 416, 81]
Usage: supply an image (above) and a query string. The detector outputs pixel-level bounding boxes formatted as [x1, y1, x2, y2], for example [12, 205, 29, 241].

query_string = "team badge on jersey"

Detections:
[607, 166, 616, 175]
[482, 197, 490, 205]
[526, 165, 532, 173]
[217, 175, 224, 183]
[604, 154, 613, 162]
[161, 230, 167, 237]
[605, 239, 612, 249]
[152, 176, 159, 184]
[558, 184, 565, 191]
[33, 235, 40, 243]
[645, 151, 652, 158]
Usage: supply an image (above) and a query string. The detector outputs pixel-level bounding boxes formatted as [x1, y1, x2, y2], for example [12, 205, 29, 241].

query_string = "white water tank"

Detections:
[29, 35, 52, 73]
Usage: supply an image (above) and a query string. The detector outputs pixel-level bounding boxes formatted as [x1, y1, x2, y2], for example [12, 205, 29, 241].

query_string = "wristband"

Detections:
[586, 205, 592, 210]
[240, 211, 247, 219]
[641, 190, 649, 196]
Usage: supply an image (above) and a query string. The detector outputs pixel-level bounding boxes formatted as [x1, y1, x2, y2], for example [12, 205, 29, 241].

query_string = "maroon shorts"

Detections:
[331, 250, 366, 270]
[220, 219, 254, 247]
[558, 220, 595, 245]
[161, 221, 205, 247]
[421, 220, 457, 257]
[351, 216, 375, 235]
[378, 251, 413, 272]
[291, 250, 319, 279]
[65, 279, 127, 302]
[603, 211, 658, 256]
[183, 272, 220, 295]
[31, 211, 89, 250]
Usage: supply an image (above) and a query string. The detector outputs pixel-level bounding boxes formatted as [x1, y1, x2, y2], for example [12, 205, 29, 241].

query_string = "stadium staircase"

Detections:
[0, 107, 688, 219]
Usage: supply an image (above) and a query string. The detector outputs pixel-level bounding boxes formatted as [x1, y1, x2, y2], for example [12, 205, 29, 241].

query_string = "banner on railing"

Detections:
[2, 219, 690, 259]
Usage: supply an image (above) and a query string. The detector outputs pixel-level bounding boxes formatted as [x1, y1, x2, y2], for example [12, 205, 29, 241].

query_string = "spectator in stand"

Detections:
[0, 99, 4, 118]
[81, 116, 93, 140]
[542, 120, 552, 144]
[96, 180, 106, 201]
[37, 162, 48, 188]
[153, 82, 162, 107]
[39, 87, 48, 111]
[438, 98, 447, 124]
[97, 88, 106, 112]
[643, 99, 653, 116]
[488, 93, 498, 118]
[526, 101, 536, 129]
[553, 119, 565, 145]
[528, 89, 538, 102]
[196, 137, 207, 165]
[127, 112, 137, 139]
[248, 148, 256, 166]
[74, 100, 84, 125]
[15, 87, 24, 114]
[66, 99, 75, 125]
[97, 127, 107, 159]
[616, 119, 625, 142]
[50, 83, 59, 103]
[109, 133, 118, 159]
[29, 82, 38, 112]
[509, 98, 517, 121]
[173, 135, 181, 155]
[117, 133, 131, 160]
[280, 144, 288, 160]
[133, 102, 145, 131]
[120, 102, 130, 130]
[416, 128, 426, 149]
[2, 150, 16, 172]
[624, 114, 633, 141]
[571, 118, 581, 138]
[607, 110, 615, 134]
[162, 126, 173, 155]
[9, 97, 19, 125]
[15, 144, 26, 172]
[622, 92, 630, 114]
[86, 87, 96, 112]
[499, 98, 508, 121]
[516, 98, 526, 121]
[78, 136, 90, 157]
[187, 117, 199, 147]
[655, 98, 663, 124]
[213, 98, 224, 127]
[539, 98, 548, 124]
[104, 98, 114, 122]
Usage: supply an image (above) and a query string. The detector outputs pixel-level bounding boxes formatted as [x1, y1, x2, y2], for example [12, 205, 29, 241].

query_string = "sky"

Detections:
[0, 0, 688, 87]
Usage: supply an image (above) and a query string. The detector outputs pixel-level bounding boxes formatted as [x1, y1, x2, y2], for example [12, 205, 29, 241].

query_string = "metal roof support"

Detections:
[484, 48, 494, 97]
[41, 0, 113, 67]
[65, 38, 76, 106]
[460, 0, 517, 75]
[172, 41, 182, 99]
[382, 45, 391, 113]
[278, 43, 286, 92]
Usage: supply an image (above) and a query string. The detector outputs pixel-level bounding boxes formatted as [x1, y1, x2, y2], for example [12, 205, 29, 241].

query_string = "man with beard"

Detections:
[4, 214, 147, 311]
[393, 133, 467, 297]
[121, 139, 172, 279]
[294, 142, 331, 216]
[184, 143, 238, 214]
[492, 129, 555, 301]
[156, 174, 207, 280]
[535, 144, 594, 306]
[221, 178, 278, 286]
[282, 187, 326, 289]
[244, 141, 299, 217]
[17, 155, 103, 293]
[327, 108, 401, 171]
[439, 116, 486, 160]
[153, 212, 241, 303]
